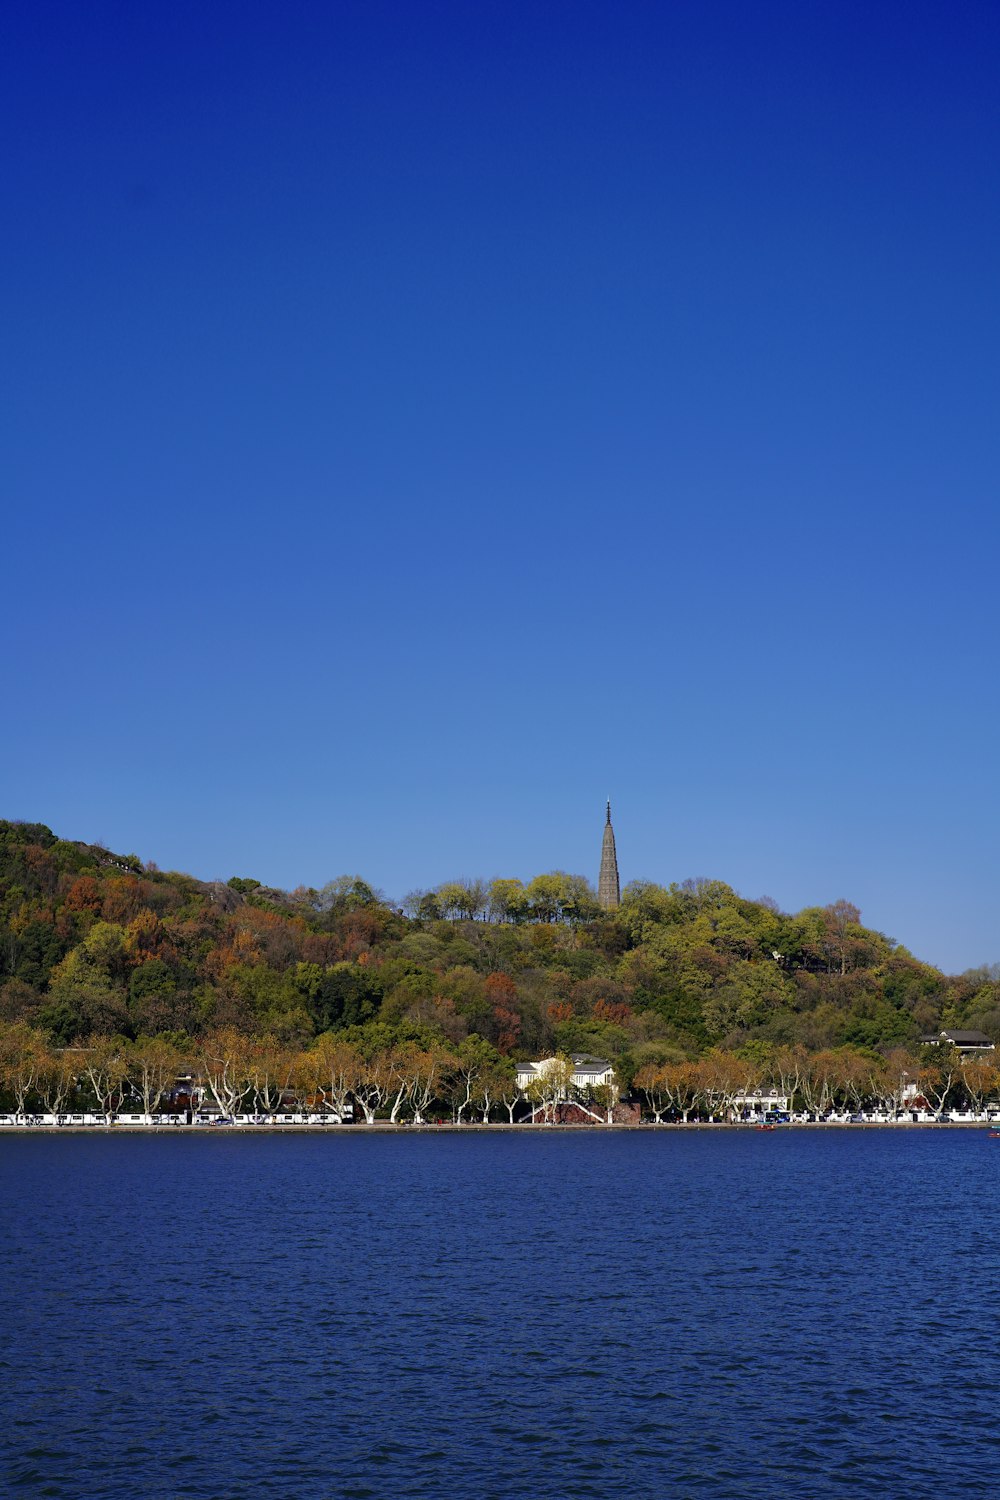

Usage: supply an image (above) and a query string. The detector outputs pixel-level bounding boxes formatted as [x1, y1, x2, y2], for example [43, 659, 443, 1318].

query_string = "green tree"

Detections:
[449, 1035, 501, 1121]
[488, 878, 529, 924]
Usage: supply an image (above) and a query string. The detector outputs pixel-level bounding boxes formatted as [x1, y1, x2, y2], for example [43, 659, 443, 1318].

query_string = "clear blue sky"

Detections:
[3, 0, 998, 973]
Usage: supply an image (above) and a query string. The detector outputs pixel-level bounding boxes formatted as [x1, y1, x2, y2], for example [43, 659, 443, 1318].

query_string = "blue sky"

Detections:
[3, 0, 998, 973]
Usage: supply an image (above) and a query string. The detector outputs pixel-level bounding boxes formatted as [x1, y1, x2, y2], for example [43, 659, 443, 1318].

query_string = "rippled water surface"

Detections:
[2, 1129, 999, 1498]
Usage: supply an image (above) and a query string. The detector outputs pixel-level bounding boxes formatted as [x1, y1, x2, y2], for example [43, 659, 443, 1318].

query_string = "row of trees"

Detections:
[4, 1020, 999, 1126]
[634, 1044, 1000, 1120]
[402, 873, 603, 925]
[0, 1022, 525, 1126]
[404, 877, 898, 974]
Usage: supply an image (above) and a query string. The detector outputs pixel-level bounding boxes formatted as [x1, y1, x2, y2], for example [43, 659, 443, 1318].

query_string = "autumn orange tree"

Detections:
[917, 1044, 961, 1114]
[81, 1034, 129, 1123]
[351, 1048, 396, 1124]
[307, 1033, 364, 1119]
[634, 1062, 672, 1122]
[695, 1051, 761, 1120]
[37, 1044, 79, 1116]
[798, 1051, 839, 1117]
[129, 1035, 182, 1120]
[199, 1028, 252, 1118]
[0, 1021, 48, 1117]
[959, 1059, 1000, 1113]
[390, 1042, 456, 1124]
[246, 1034, 297, 1114]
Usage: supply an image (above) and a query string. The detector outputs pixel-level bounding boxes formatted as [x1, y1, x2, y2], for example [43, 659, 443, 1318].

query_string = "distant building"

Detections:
[729, 1090, 790, 1119]
[598, 801, 620, 911]
[516, 1054, 635, 1125]
[918, 1029, 996, 1056]
[516, 1054, 617, 1094]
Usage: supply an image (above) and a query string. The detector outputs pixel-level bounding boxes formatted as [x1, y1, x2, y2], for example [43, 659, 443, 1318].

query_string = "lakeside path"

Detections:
[0, 1120, 994, 1132]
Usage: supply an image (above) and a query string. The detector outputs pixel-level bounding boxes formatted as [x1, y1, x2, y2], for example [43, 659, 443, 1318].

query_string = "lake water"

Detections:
[1, 1129, 999, 1499]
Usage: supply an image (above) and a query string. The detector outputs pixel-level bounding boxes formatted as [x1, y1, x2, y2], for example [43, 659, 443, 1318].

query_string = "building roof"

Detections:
[517, 1054, 613, 1075]
[919, 1029, 995, 1047]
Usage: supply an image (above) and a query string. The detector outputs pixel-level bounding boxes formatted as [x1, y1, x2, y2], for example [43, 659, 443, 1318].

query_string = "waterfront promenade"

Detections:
[1, 1113, 995, 1131]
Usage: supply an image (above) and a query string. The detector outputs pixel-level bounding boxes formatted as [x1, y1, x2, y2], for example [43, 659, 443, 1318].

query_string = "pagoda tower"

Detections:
[598, 800, 620, 911]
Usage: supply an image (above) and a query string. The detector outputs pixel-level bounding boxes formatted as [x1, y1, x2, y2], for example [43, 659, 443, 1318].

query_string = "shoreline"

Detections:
[0, 1120, 993, 1134]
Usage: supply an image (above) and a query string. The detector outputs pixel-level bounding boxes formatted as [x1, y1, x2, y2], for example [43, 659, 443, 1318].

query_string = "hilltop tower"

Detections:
[598, 800, 620, 911]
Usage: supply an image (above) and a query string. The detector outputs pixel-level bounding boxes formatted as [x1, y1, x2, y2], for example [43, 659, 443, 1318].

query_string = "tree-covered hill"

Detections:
[1, 819, 997, 1080]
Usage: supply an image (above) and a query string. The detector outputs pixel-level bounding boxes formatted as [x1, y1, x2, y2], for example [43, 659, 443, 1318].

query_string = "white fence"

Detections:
[0, 1112, 353, 1128]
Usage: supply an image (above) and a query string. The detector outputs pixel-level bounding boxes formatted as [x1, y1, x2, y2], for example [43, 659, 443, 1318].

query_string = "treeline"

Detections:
[401, 873, 602, 924]
[634, 1046, 1000, 1120]
[0, 1024, 517, 1124]
[1, 819, 998, 1090]
[3, 1025, 998, 1124]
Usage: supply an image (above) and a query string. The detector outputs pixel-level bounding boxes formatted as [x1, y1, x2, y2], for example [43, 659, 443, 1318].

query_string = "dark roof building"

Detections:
[919, 1029, 996, 1054]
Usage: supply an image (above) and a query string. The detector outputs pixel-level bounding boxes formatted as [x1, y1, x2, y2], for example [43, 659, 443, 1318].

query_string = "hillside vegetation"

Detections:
[2, 819, 997, 1080]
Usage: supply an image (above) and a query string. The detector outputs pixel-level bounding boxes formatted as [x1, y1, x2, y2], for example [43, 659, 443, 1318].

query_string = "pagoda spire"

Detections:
[598, 800, 620, 911]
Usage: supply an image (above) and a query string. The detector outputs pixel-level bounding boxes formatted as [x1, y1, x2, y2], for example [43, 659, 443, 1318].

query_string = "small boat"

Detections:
[757, 1123, 775, 1132]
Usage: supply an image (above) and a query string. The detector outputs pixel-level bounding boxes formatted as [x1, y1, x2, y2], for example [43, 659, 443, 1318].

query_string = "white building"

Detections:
[729, 1090, 790, 1118]
[516, 1054, 616, 1096]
